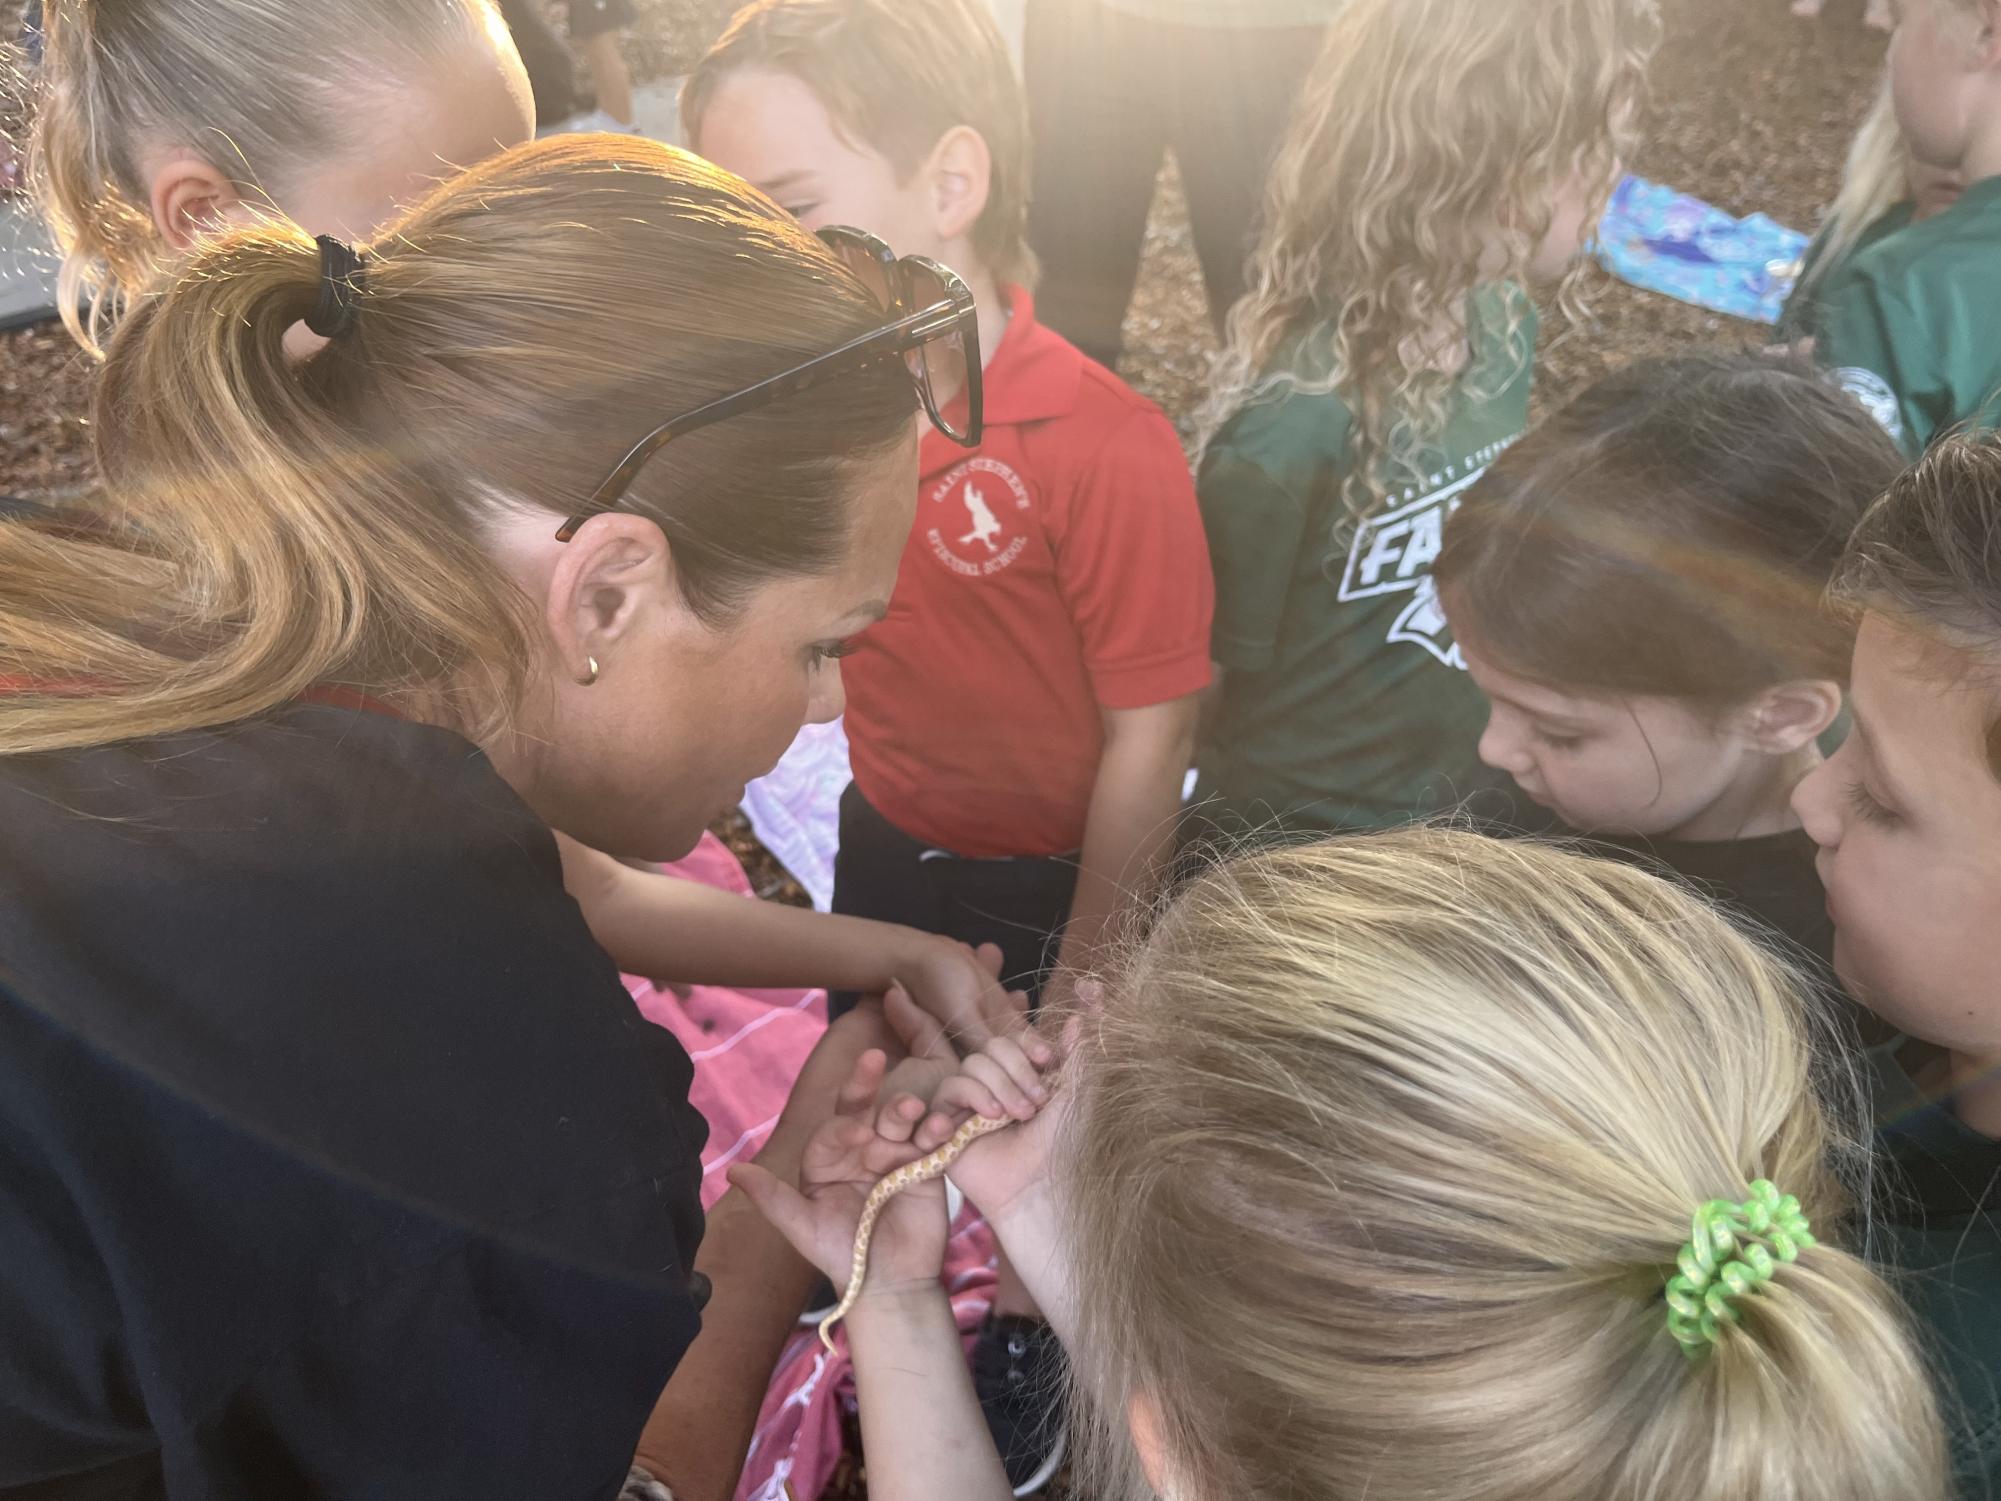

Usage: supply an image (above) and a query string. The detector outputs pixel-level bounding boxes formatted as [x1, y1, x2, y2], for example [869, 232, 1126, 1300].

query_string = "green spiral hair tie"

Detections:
[1663, 1180, 1816, 1355]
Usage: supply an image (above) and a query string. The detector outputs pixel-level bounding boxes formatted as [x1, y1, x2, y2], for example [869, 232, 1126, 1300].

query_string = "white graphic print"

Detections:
[1336, 436, 1517, 667]
[1833, 367, 1905, 444]
[958, 484, 1004, 554]
[927, 457, 1032, 577]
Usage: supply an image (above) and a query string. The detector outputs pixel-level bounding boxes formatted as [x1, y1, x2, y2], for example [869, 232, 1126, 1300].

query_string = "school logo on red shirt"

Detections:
[925, 457, 1032, 577]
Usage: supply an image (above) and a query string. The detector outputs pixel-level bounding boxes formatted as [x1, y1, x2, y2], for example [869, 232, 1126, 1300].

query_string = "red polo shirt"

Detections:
[843, 290, 1214, 858]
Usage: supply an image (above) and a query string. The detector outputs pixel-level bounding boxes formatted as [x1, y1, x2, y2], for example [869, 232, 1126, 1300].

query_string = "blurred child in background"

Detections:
[1795, 0, 2001, 455]
[1777, 74, 1961, 346]
[30, 0, 534, 351]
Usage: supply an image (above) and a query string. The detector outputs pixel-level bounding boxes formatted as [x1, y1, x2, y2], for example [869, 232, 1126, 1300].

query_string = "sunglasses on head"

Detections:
[555, 226, 982, 542]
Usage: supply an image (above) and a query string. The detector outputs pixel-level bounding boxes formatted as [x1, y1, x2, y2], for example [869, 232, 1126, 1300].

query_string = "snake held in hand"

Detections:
[817, 1113, 1013, 1353]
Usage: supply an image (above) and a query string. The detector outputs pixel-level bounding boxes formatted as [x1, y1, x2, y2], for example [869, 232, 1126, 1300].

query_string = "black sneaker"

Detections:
[969, 1314, 1069, 1496]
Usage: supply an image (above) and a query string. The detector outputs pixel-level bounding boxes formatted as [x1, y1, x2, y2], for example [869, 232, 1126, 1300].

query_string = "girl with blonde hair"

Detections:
[1776, 71, 1961, 345]
[1789, 0, 2001, 456]
[1188, 0, 1658, 846]
[27, 0, 536, 352]
[0, 134, 993, 1493]
[747, 828, 1952, 1501]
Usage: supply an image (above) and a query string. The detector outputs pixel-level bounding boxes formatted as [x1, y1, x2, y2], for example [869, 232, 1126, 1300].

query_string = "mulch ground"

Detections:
[0, 0, 1889, 1491]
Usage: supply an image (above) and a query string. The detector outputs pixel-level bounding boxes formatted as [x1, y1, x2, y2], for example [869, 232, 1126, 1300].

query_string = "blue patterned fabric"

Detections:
[1595, 174, 1809, 326]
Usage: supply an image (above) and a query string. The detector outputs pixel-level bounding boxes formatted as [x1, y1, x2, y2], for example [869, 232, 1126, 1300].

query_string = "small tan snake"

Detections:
[818, 1113, 1013, 1352]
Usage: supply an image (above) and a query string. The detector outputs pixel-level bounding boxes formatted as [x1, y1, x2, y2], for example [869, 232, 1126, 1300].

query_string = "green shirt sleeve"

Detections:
[1817, 268, 1948, 459]
[1197, 439, 1314, 675]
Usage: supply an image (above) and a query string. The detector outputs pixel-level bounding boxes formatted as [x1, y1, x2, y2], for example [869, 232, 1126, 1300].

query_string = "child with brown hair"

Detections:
[1793, 432, 2001, 1494]
[745, 829, 1955, 1501]
[1434, 352, 1905, 982]
[684, 2, 1216, 1484]
[1187, 0, 1658, 845]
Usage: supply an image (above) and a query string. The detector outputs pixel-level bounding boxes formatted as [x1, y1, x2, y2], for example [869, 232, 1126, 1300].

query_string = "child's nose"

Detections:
[1477, 715, 1529, 776]
[806, 660, 847, 726]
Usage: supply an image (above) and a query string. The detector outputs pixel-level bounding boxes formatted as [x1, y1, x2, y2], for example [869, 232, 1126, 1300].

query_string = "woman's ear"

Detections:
[1738, 678, 1844, 755]
[147, 153, 247, 252]
[922, 125, 993, 246]
[543, 511, 677, 685]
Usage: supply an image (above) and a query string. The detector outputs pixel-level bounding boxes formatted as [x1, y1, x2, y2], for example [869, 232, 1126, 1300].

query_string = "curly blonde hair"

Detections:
[1064, 828, 1949, 1501]
[1198, 0, 1658, 512]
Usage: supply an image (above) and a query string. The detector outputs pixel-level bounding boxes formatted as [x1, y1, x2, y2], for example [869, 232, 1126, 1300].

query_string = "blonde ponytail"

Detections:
[1064, 829, 1950, 1501]
[1795, 74, 1907, 307]
[0, 136, 917, 755]
[0, 224, 534, 751]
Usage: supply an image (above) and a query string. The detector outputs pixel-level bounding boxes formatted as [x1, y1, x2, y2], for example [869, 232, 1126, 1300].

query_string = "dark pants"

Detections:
[828, 784, 1079, 1019]
[1022, 1, 1326, 368]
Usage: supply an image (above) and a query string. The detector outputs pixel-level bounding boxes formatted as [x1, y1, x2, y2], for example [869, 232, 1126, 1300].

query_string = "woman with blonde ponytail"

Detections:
[0, 135, 989, 1496]
[875, 830, 1952, 1501]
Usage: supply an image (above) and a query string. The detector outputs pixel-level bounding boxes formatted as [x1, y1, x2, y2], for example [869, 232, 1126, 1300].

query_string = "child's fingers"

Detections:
[959, 1052, 1036, 1121]
[933, 1072, 1006, 1124]
[834, 1048, 889, 1120]
[979, 1034, 1051, 1105]
[970, 941, 1005, 979]
[872, 1091, 929, 1144]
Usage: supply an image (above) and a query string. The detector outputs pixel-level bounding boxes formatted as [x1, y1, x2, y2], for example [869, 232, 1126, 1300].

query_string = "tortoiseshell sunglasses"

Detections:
[555, 226, 982, 542]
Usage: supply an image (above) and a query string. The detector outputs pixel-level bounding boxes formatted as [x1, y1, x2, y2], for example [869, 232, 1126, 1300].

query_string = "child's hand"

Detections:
[907, 1007, 1085, 1223]
[932, 1068, 1067, 1225]
[728, 1049, 949, 1297]
[879, 981, 1054, 1138]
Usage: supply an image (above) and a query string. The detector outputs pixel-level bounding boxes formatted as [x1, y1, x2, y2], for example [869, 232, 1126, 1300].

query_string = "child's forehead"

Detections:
[699, 66, 889, 166]
[1854, 610, 2001, 785]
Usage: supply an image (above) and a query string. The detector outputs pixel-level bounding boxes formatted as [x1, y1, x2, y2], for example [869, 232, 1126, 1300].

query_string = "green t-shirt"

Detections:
[1193, 289, 1536, 835]
[1874, 1086, 2001, 1497]
[1099, 0, 1343, 25]
[1773, 200, 1915, 345]
[1815, 175, 2001, 459]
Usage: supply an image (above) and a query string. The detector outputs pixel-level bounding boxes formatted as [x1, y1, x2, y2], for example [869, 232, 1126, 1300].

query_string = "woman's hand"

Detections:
[729, 1050, 948, 1297]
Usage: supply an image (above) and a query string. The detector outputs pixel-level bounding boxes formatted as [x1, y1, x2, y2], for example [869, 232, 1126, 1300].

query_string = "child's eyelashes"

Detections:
[1532, 727, 1585, 752]
[1843, 780, 1900, 828]
[810, 638, 859, 668]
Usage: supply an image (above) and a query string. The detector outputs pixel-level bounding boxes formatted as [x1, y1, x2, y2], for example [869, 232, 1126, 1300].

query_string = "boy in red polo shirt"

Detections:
[686, 1, 1213, 1489]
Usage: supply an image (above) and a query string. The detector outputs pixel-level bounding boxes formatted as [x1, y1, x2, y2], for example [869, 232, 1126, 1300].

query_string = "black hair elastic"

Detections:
[305, 234, 366, 339]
